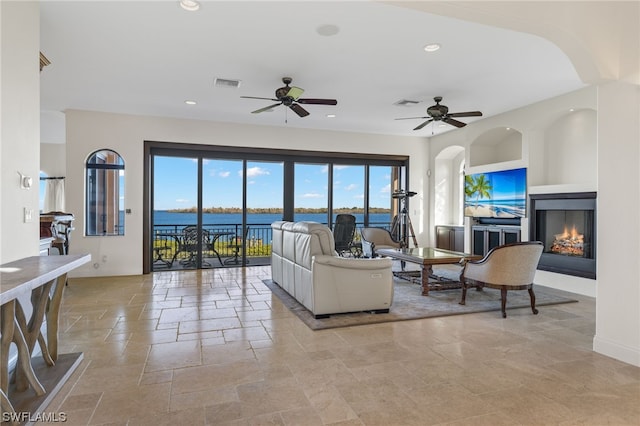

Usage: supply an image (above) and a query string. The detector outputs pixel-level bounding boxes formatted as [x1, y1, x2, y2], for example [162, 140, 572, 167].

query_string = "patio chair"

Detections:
[177, 226, 215, 267]
[224, 226, 250, 265]
[459, 241, 543, 318]
[333, 214, 359, 257]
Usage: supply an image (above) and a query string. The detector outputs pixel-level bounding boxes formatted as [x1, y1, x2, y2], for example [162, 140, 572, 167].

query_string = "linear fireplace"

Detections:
[529, 192, 596, 279]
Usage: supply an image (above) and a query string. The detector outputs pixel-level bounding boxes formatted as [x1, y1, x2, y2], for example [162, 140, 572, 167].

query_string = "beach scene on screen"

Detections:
[464, 168, 527, 218]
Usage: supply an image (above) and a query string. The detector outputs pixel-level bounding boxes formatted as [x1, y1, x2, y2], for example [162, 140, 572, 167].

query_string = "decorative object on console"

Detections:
[464, 167, 527, 218]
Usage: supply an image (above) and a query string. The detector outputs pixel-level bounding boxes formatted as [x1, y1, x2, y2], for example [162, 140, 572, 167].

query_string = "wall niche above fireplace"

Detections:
[530, 192, 596, 279]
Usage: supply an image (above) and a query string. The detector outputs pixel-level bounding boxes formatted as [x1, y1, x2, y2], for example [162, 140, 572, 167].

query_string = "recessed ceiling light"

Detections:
[423, 43, 441, 52]
[185, 100, 197, 105]
[569, 108, 575, 112]
[316, 24, 340, 36]
[326, 114, 336, 118]
[179, 0, 200, 12]
[506, 127, 511, 130]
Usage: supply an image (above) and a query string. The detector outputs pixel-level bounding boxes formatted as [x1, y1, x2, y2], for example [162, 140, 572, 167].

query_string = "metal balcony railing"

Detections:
[151, 221, 392, 270]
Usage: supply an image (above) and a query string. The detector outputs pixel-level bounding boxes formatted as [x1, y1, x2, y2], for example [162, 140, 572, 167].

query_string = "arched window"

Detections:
[86, 149, 125, 235]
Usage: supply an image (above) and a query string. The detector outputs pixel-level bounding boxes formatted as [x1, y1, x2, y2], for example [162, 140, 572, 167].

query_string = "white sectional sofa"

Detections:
[271, 221, 394, 318]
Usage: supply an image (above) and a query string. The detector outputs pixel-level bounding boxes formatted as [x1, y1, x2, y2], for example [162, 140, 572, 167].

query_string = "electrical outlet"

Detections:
[23, 207, 33, 223]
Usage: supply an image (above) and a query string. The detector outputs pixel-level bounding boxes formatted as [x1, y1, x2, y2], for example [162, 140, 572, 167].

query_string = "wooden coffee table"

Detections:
[376, 247, 482, 296]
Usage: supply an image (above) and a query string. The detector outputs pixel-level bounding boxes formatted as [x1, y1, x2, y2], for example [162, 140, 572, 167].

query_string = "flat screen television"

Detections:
[464, 167, 527, 218]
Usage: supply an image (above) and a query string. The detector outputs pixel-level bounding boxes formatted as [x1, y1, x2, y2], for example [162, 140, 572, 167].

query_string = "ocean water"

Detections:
[153, 211, 392, 226]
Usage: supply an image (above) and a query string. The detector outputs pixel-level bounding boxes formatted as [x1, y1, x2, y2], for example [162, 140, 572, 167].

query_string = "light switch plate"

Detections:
[24, 207, 33, 223]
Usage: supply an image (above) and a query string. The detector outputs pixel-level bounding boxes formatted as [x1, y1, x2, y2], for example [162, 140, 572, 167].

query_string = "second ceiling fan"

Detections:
[241, 77, 337, 118]
[396, 96, 482, 130]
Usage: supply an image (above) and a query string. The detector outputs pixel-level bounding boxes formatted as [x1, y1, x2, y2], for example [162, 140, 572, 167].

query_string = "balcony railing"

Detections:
[151, 221, 393, 270]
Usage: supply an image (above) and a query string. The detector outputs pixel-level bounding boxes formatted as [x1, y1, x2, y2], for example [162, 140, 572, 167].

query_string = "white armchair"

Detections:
[459, 241, 543, 318]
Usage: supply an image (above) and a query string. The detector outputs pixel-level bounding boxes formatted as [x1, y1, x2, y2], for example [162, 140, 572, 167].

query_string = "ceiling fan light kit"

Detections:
[395, 96, 482, 131]
[241, 77, 337, 118]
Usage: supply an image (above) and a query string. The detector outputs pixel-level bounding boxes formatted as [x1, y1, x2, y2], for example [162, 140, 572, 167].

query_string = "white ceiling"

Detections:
[39, 1, 586, 142]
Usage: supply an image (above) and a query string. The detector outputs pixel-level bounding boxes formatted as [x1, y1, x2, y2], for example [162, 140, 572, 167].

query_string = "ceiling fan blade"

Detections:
[251, 103, 281, 114]
[286, 86, 304, 100]
[241, 96, 279, 101]
[289, 103, 310, 117]
[448, 111, 483, 118]
[395, 116, 429, 121]
[413, 119, 433, 130]
[297, 98, 338, 105]
[443, 117, 467, 128]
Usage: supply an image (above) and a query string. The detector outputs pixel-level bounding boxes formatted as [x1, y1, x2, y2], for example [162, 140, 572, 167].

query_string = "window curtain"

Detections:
[44, 179, 65, 212]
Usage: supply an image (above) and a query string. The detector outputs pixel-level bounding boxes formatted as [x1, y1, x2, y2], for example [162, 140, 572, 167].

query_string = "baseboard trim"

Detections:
[593, 335, 640, 367]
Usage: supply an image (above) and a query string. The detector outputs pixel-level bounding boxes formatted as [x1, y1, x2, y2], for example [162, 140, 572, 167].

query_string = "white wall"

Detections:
[0, 0, 41, 375]
[543, 109, 597, 187]
[40, 143, 66, 177]
[64, 110, 428, 277]
[434, 145, 464, 226]
[1, 1, 40, 263]
[593, 81, 640, 366]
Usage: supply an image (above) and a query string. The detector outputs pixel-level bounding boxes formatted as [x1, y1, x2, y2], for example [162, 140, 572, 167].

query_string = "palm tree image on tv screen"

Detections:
[464, 168, 527, 218]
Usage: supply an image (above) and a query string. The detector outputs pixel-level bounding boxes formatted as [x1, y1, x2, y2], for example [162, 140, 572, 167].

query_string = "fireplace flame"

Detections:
[558, 225, 582, 241]
[552, 224, 584, 256]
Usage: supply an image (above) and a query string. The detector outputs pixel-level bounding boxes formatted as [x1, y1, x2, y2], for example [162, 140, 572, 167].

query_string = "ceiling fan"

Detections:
[241, 77, 337, 118]
[396, 96, 482, 130]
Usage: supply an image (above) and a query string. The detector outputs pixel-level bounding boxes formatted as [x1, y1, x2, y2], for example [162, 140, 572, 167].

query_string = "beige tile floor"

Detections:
[39, 266, 639, 425]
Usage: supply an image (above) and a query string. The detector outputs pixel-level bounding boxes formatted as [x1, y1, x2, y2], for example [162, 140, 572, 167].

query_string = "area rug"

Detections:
[262, 276, 578, 330]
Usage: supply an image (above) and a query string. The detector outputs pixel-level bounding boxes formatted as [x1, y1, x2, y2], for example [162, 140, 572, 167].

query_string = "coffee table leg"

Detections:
[421, 265, 433, 295]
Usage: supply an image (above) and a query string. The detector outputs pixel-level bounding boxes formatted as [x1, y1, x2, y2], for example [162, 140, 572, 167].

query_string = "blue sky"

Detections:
[153, 157, 393, 210]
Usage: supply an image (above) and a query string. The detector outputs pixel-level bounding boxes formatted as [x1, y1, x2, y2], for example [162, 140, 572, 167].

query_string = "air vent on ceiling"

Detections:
[394, 99, 420, 106]
[213, 78, 241, 88]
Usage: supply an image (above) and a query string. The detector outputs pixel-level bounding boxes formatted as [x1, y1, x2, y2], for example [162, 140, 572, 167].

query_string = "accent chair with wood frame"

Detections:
[459, 241, 544, 318]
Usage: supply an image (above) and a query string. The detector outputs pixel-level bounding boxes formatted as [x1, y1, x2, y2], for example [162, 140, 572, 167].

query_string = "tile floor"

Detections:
[39, 266, 639, 425]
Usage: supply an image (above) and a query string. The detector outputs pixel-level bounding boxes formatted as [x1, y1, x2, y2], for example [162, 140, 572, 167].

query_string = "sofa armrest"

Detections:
[313, 254, 392, 270]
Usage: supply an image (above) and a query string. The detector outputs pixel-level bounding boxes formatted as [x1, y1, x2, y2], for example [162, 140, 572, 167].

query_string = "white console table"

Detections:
[0, 254, 90, 424]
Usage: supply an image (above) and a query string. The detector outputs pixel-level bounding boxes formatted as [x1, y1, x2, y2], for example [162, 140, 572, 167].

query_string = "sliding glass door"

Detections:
[294, 163, 329, 223]
[202, 158, 243, 267]
[145, 142, 409, 273]
[152, 155, 200, 270]
[246, 161, 284, 266]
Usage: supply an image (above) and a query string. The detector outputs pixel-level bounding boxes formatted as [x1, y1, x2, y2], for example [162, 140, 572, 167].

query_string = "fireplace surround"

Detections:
[529, 192, 596, 279]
